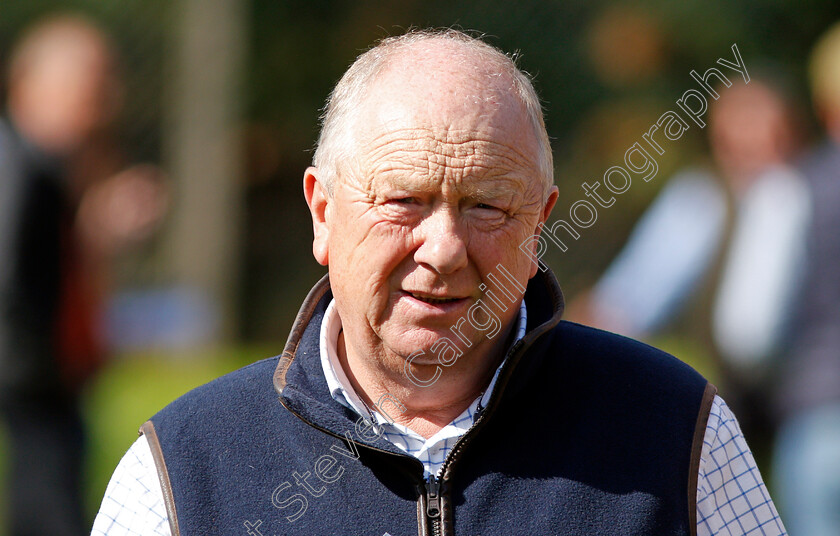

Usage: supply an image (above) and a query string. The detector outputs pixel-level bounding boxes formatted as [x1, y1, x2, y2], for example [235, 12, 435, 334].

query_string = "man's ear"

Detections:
[528, 186, 560, 279]
[542, 186, 559, 224]
[303, 166, 330, 266]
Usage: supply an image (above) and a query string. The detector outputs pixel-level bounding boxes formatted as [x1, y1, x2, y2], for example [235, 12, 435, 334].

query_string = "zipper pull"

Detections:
[425, 474, 441, 519]
[475, 397, 485, 418]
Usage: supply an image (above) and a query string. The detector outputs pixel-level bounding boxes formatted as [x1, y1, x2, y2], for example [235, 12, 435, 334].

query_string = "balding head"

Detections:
[313, 29, 554, 200]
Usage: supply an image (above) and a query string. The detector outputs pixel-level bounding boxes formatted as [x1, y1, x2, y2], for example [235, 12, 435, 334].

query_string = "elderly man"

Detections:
[93, 30, 785, 535]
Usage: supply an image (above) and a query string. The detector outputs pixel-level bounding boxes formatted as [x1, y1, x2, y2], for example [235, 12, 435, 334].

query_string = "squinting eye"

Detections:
[476, 203, 500, 211]
[393, 197, 417, 204]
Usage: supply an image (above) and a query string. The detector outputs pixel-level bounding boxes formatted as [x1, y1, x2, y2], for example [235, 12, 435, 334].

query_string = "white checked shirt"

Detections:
[92, 299, 786, 535]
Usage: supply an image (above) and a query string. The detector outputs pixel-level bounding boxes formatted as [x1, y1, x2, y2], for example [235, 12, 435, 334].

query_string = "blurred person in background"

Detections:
[0, 14, 166, 536]
[772, 21, 840, 536]
[567, 76, 811, 458]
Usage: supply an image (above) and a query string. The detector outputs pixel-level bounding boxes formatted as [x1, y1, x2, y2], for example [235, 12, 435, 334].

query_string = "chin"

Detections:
[382, 326, 448, 359]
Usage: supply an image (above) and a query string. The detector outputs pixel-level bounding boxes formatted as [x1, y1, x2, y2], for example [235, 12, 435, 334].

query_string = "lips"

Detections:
[402, 290, 468, 306]
[411, 295, 461, 304]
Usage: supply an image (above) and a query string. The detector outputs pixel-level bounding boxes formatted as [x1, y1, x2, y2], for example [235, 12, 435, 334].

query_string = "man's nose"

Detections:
[413, 207, 469, 275]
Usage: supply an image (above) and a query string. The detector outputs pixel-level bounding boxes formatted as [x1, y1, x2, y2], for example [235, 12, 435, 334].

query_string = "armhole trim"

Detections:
[140, 420, 181, 536]
[688, 382, 717, 536]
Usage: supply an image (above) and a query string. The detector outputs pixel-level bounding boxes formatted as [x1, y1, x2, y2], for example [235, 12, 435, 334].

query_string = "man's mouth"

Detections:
[404, 291, 465, 305]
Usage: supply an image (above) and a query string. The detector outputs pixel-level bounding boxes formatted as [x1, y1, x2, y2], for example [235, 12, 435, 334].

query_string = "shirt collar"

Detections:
[319, 298, 528, 419]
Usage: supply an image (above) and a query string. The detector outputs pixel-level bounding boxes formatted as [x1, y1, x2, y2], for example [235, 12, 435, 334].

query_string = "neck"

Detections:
[336, 323, 515, 439]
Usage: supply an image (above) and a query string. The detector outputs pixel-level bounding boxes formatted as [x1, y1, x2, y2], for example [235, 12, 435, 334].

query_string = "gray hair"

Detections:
[312, 29, 554, 200]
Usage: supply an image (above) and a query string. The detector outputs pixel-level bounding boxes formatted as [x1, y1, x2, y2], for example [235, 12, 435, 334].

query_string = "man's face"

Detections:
[307, 52, 557, 376]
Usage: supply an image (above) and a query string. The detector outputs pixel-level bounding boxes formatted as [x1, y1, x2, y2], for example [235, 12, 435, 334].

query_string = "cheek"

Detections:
[467, 222, 540, 287]
[329, 211, 417, 290]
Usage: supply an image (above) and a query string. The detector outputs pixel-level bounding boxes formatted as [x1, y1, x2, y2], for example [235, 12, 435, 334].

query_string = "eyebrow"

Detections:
[374, 172, 525, 203]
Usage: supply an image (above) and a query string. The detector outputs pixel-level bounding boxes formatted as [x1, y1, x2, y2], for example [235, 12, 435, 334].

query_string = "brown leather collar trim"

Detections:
[688, 382, 717, 535]
[140, 420, 181, 536]
[477, 268, 565, 408]
[273, 273, 331, 393]
[525, 268, 565, 338]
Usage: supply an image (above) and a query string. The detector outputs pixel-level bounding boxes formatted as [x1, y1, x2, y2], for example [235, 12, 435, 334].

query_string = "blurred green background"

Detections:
[2, 0, 840, 529]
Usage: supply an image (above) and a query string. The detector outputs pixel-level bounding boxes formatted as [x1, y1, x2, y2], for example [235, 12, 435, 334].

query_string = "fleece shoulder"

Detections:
[148, 354, 282, 425]
[549, 320, 709, 394]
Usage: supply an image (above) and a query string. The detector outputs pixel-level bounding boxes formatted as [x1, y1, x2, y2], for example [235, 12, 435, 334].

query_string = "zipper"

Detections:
[424, 475, 442, 536]
[421, 338, 529, 535]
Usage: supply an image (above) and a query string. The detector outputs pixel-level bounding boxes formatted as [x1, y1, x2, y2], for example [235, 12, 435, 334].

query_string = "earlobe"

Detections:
[303, 167, 330, 266]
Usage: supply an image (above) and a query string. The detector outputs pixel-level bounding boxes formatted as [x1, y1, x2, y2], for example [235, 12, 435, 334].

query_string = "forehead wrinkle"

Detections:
[362, 129, 539, 180]
[363, 125, 537, 165]
[369, 156, 532, 205]
[361, 131, 539, 192]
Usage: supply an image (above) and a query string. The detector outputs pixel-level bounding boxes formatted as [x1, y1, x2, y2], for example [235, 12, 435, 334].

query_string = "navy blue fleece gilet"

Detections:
[144, 270, 714, 536]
